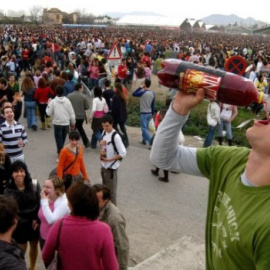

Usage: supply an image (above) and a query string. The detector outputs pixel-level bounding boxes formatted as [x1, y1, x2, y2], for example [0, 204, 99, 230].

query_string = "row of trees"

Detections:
[0, 6, 109, 25]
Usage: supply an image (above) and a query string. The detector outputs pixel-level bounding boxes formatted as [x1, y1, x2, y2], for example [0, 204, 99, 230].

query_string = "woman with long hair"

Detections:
[111, 82, 129, 147]
[0, 143, 11, 194]
[88, 58, 99, 91]
[42, 183, 118, 270]
[90, 86, 108, 148]
[21, 76, 37, 131]
[34, 77, 54, 130]
[5, 161, 41, 270]
[67, 62, 79, 83]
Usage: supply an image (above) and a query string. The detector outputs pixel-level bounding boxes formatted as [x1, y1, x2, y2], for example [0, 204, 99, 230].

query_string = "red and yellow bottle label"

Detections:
[179, 69, 222, 100]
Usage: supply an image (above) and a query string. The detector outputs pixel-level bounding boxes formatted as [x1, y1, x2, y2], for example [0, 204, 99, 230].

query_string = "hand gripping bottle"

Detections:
[157, 59, 260, 107]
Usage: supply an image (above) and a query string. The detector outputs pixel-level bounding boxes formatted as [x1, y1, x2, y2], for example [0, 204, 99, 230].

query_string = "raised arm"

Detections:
[150, 89, 205, 176]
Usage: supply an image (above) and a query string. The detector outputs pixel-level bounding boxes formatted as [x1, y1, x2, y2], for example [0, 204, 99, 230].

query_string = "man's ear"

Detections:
[12, 217, 18, 230]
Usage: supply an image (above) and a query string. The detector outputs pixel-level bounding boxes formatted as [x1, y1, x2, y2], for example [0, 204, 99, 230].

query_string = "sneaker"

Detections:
[32, 125, 37, 131]
[139, 140, 146, 145]
[56, 158, 59, 163]
[151, 169, 159, 177]
[85, 142, 90, 148]
[158, 177, 169, 183]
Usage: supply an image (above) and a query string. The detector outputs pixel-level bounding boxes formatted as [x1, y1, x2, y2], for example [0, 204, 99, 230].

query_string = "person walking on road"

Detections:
[94, 184, 129, 270]
[46, 85, 76, 161]
[132, 79, 155, 148]
[218, 103, 238, 146]
[68, 83, 90, 148]
[203, 100, 220, 147]
[100, 115, 127, 205]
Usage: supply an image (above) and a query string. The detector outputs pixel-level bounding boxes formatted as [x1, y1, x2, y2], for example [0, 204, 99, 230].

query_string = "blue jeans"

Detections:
[140, 113, 152, 144]
[203, 125, 218, 147]
[218, 119, 232, 139]
[54, 125, 69, 155]
[25, 101, 37, 128]
[98, 77, 107, 89]
[91, 130, 102, 148]
[88, 78, 98, 90]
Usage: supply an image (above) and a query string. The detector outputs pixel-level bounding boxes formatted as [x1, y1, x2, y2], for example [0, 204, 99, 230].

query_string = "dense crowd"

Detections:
[1, 24, 270, 269]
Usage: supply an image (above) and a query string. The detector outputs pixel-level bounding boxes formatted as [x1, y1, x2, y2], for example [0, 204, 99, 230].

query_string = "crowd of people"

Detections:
[0, 23, 270, 269]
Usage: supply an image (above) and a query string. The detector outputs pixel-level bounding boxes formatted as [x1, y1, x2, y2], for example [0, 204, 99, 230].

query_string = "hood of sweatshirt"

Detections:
[55, 96, 67, 103]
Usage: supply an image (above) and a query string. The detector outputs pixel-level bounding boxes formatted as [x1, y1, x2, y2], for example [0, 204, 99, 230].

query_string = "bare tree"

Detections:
[29, 5, 43, 24]
[7, 10, 25, 17]
[74, 8, 95, 24]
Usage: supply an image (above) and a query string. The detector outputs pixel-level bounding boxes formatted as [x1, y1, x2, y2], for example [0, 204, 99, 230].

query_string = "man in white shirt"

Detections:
[100, 115, 127, 205]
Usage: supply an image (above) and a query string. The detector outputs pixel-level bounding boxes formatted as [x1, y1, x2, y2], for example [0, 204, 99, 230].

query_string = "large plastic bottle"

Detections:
[157, 59, 260, 106]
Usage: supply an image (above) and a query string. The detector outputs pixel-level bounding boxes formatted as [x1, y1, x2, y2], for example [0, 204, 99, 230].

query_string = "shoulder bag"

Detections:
[49, 147, 79, 190]
[47, 219, 64, 270]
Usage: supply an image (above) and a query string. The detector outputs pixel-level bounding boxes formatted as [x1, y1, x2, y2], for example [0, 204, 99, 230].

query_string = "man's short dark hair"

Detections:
[66, 183, 99, 220]
[2, 106, 14, 115]
[144, 79, 151, 88]
[75, 83, 82, 91]
[0, 77, 7, 86]
[0, 195, 18, 233]
[55, 85, 64, 96]
[101, 114, 113, 125]
[69, 130, 80, 141]
[67, 72, 74, 81]
[54, 69, 61, 77]
[93, 184, 111, 200]
[105, 80, 111, 88]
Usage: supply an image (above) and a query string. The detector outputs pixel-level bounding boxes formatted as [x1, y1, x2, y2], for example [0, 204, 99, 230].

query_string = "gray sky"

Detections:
[1, 0, 269, 23]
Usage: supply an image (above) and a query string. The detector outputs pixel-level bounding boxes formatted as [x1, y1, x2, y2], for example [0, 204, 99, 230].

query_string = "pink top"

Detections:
[38, 202, 54, 240]
[42, 216, 118, 270]
[89, 66, 99, 79]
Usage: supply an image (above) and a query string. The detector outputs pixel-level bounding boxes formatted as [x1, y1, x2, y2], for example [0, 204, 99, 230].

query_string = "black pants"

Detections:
[75, 119, 89, 146]
[37, 103, 48, 123]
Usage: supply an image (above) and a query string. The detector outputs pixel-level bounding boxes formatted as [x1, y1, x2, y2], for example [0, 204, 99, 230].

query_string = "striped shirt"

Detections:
[0, 120, 28, 158]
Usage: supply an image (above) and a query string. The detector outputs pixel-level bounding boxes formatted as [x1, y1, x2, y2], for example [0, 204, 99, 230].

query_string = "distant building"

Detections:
[225, 25, 253, 35]
[42, 8, 77, 25]
[253, 25, 270, 36]
[94, 16, 112, 24]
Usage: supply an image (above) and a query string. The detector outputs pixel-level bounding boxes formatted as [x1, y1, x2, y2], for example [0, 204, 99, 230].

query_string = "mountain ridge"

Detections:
[104, 11, 266, 26]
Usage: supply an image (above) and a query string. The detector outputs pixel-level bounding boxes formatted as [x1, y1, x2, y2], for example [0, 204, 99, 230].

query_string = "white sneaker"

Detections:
[56, 158, 59, 163]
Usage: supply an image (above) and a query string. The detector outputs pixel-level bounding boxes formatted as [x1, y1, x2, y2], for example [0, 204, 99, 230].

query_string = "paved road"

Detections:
[22, 114, 208, 269]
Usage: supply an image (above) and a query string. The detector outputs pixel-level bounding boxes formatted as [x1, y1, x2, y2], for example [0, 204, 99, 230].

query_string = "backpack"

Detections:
[102, 130, 127, 158]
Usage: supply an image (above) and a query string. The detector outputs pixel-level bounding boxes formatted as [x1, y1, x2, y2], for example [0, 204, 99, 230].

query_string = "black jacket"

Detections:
[0, 155, 11, 194]
[0, 240, 27, 270]
[112, 95, 127, 123]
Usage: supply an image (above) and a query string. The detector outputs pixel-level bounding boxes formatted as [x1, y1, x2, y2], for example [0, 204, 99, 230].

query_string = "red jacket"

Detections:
[34, 87, 54, 103]
[117, 64, 128, 79]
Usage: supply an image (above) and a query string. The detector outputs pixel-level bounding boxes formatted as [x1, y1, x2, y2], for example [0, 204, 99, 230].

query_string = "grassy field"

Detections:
[127, 79, 265, 148]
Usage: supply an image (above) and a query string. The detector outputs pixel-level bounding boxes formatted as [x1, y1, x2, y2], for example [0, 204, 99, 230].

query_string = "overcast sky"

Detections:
[1, 0, 269, 23]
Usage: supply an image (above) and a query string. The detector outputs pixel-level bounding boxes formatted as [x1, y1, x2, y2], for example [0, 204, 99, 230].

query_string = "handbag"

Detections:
[49, 147, 79, 190]
[148, 118, 156, 134]
[47, 219, 64, 270]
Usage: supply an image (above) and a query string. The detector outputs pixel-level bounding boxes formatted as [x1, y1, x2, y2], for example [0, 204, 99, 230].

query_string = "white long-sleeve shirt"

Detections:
[40, 194, 69, 225]
[90, 97, 107, 118]
[150, 105, 202, 176]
